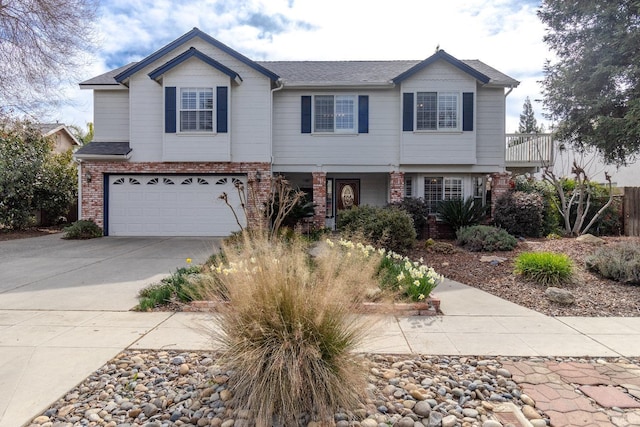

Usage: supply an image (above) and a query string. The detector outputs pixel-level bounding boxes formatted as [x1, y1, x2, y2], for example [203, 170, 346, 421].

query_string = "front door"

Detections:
[336, 179, 360, 211]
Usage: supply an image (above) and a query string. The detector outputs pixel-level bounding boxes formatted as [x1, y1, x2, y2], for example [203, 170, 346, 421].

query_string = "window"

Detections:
[416, 92, 459, 130]
[473, 176, 486, 206]
[404, 177, 413, 198]
[424, 177, 463, 213]
[314, 95, 356, 133]
[180, 88, 213, 132]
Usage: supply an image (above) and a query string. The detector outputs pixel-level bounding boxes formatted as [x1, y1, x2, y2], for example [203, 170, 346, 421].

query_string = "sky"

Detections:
[58, 0, 552, 134]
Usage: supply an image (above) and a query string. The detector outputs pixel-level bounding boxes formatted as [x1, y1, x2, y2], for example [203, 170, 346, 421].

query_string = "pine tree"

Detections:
[518, 97, 540, 133]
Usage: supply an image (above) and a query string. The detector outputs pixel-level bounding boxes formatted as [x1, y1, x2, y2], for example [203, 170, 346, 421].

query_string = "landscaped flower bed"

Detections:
[136, 234, 444, 315]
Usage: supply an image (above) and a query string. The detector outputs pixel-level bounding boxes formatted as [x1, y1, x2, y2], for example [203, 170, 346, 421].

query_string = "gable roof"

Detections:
[392, 50, 490, 84]
[80, 29, 519, 89]
[38, 123, 81, 146]
[148, 47, 243, 84]
[114, 27, 279, 84]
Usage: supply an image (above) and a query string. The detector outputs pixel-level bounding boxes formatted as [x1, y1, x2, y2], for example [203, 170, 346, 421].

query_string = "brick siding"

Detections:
[80, 161, 271, 232]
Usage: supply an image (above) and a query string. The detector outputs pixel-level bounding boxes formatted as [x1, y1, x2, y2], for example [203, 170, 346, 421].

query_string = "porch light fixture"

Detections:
[255, 170, 261, 182]
[85, 172, 92, 183]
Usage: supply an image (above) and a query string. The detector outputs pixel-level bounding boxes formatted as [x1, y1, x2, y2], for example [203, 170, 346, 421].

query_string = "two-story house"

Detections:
[74, 28, 518, 236]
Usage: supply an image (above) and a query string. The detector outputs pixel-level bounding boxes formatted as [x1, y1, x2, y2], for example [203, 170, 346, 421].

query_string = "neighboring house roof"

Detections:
[74, 142, 132, 160]
[148, 47, 243, 84]
[38, 123, 81, 147]
[114, 27, 279, 84]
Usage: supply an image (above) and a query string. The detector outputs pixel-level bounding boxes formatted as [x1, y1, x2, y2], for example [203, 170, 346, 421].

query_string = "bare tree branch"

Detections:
[0, 0, 98, 114]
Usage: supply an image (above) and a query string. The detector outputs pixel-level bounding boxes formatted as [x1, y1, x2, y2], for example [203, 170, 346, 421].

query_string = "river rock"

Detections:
[545, 287, 575, 305]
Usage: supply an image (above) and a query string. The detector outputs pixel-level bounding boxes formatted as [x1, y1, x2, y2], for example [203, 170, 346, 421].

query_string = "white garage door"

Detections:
[108, 175, 246, 236]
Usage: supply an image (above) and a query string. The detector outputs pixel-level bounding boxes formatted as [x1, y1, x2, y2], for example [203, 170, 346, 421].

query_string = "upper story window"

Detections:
[424, 177, 463, 214]
[180, 88, 213, 132]
[314, 95, 357, 133]
[416, 92, 459, 131]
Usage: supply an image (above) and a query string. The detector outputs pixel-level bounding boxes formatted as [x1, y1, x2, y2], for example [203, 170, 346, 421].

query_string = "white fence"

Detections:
[505, 134, 554, 167]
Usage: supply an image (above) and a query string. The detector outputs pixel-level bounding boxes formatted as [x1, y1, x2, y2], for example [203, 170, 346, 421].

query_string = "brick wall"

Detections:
[390, 171, 405, 203]
[80, 161, 271, 231]
[312, 172, 327, 228]
[489, 172, 513, 217]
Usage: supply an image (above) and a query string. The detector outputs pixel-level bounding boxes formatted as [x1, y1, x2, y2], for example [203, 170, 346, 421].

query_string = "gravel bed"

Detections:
[24, 350, 560, 427]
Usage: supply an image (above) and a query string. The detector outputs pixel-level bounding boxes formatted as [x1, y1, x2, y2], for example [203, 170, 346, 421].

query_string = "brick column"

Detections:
[490, 172, 513, 218]
[246, 168, 271, 231]
[312, 172, 327, 229]
[390, 171, 405, 203]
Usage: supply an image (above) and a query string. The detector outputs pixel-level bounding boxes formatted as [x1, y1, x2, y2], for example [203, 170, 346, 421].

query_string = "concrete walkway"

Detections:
[1, 235, 639, 426]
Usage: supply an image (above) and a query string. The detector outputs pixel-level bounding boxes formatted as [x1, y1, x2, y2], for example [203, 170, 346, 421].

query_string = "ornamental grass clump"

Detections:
[206, 232, 382, 427]
[514, 251, 573, 286]
[585, 242, 640, 284]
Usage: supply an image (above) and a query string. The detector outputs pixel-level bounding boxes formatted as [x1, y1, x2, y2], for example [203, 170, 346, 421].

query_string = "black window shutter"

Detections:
[462, 92, 474, 131]
[358, 95, 369, 133]
[301, 96, 312, 133]
[217, 86, 228, 133]
[165, 87, 176, 133]
[402, 93, 414, 132]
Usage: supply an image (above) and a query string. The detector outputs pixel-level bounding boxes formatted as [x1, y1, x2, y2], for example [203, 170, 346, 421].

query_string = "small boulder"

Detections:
[545, 286, 575, 305]
[576, 234, 605, 245]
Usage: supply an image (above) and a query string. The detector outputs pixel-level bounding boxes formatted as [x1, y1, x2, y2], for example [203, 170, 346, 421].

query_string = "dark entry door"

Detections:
[336, 179, 360, 211]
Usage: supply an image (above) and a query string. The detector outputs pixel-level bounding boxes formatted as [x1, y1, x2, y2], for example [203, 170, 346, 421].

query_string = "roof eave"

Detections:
[79, 83, 128, 90]
[74, 152, 132, 161]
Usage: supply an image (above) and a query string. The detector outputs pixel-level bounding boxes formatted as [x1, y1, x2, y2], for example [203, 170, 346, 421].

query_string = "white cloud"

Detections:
[52, 0, 551, 133]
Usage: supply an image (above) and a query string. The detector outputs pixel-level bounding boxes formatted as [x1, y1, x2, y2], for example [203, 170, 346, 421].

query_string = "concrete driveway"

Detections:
[0, 234, 220, 427]
[0, 234, 220, 311]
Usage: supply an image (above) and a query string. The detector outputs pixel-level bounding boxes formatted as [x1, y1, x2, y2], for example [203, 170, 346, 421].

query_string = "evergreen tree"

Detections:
[539, 0, 640, 166]
[518, 97, 540, 133]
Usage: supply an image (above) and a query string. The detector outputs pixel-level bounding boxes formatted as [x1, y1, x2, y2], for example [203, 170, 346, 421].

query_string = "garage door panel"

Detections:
[108, 174, 245, 236]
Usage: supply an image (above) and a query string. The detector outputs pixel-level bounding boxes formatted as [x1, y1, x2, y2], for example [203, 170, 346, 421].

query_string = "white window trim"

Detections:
[423, 176, 464, 214]
[312, 94, 358, 134]
[415, 91, 461, 132]
[179, 87, 215, 133]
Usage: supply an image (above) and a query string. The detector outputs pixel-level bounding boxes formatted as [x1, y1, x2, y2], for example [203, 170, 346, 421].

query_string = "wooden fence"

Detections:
[623, 187, 640, 236]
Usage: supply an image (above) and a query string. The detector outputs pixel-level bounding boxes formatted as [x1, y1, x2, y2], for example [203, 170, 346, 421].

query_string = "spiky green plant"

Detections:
[514, 251, 573, 285]
[436, 197, 487, 232]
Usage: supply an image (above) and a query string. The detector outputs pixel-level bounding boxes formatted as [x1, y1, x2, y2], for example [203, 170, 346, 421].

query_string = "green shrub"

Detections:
[337, 205, 416, 253]
[585, 242, 640, 284]
[494, 191, 545, 237]
[514, 252, 573, 285]
[136, 265, 202, 310]
[62, 219, 102, 239]
[389, 198, 429, 237]
[456, 225, 517, 252]
[0, 121, 77, 229]
[514, 176, 562, 236]
[207, 233, 378, 426]
[426, 240, 457, 254]
[436, 197, 487, 232]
